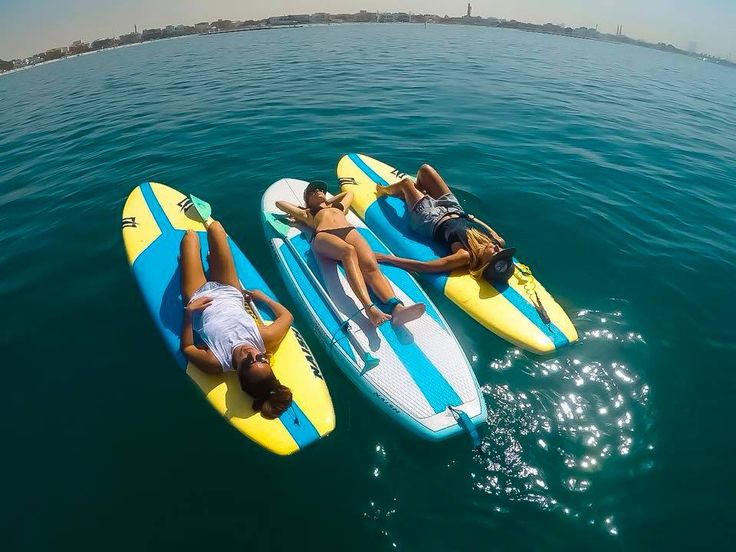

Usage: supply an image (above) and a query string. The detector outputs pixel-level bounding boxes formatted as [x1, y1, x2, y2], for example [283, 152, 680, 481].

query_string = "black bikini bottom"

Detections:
[312, 226, 355, 242]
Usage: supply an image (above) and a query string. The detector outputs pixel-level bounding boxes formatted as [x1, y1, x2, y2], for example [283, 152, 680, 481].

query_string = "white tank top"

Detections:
[189, 282, 265, 371]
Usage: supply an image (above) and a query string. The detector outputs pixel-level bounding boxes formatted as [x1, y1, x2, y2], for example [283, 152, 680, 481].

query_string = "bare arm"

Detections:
[468, 214, 505, 247]
[375, 250, 470, 273]
[275, 200, 310, 224]
[247, 290, 294, 352]
[327, 190, 354, 212]
[180, 301, 222, 374]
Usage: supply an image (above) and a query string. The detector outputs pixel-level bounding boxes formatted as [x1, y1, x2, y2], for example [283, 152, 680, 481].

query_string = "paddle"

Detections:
[189, 194, 212, 223]
[449, 405, 481, 447]
[276, 228, 380, 373]
[242, 291, 265, 326]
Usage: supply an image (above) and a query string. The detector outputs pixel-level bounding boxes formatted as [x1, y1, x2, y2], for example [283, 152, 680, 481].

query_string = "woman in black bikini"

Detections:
[275, 180, 425, 327]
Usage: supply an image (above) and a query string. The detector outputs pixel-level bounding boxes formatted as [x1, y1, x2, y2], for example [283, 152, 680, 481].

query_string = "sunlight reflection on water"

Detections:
[473, 303, 653, 536]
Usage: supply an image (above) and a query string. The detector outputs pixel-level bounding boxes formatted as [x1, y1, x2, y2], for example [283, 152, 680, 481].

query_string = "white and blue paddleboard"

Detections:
[262, 179, 486, 441]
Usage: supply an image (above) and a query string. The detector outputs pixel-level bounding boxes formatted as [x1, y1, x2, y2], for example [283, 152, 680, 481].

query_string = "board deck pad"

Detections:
[122, 182, 335, 455]
[336, 154, 578, 354]
[262, 178, 486, 441]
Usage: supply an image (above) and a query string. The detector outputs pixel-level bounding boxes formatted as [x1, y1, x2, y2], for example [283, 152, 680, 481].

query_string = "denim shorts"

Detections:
[408, 193, 464, 238]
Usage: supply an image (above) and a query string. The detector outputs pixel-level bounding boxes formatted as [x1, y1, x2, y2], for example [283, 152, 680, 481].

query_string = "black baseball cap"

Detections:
[482, 247, 516, 284]
[303, 180, 328, 203]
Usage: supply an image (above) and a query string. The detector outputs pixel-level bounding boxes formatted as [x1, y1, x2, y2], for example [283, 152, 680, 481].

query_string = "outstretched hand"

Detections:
[243, 289, 269, 303]
[374, 253, 394, 264]
[186, 296, 212, 314]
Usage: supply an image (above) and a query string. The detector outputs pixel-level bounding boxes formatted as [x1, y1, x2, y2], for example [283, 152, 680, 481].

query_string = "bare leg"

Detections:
[416, 164, 451, 199]
[345, 231, 394, 302]
[376, 177, 425, 209]
[346, 231, 426, 326]
[312, 232, 391, 326]
[180, 230, 207, 303]
[206, 221, 240, 289]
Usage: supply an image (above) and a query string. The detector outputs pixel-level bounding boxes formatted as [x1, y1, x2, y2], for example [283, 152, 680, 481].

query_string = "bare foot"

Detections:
[391, 302, 426, 326]
[367, 305, 391, 327]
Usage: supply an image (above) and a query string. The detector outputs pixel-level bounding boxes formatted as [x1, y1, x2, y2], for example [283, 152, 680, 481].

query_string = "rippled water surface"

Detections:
[2, 24, 735, 551]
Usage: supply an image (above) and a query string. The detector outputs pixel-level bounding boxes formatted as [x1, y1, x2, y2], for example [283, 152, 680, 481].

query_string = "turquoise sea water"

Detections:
[2, 24, 735, 551]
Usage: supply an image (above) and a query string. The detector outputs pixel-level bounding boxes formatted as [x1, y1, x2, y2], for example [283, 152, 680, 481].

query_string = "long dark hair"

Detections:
[258, 385, 293, 420]
[237, 359, 293, 419]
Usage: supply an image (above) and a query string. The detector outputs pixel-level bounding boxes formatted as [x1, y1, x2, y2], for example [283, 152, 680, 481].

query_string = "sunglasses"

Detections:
[244, 352, 270, 368]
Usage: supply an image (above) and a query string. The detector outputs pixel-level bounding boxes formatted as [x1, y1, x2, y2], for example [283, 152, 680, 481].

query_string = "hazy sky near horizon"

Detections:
[1, 0, 734, 60]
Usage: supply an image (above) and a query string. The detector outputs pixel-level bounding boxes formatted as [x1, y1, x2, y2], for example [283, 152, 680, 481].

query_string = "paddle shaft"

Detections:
[243, 294, 264, 325]
[279, 233, 375, 363]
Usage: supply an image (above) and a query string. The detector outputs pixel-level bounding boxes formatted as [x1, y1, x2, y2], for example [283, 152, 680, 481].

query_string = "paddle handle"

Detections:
[279, 232, 376, 367]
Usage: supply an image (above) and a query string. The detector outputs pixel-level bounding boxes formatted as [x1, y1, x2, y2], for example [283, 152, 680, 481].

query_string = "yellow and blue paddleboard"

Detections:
[122, 182, 335, 455]
[337, 154, 578, 354]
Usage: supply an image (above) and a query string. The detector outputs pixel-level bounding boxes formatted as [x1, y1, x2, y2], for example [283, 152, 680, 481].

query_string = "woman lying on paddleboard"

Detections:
[375, 164, 516, 284]
[276, 181, 425, 327]
[180, 221, 293, 419]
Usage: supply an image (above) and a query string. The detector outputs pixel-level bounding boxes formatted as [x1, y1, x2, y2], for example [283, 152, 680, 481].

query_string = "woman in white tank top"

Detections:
[179, 221, 295, 420]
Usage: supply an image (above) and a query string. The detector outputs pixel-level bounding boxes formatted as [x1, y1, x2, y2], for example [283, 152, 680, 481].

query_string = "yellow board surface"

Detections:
[337, 154, 578, 354]
[122, 182, 335, 455]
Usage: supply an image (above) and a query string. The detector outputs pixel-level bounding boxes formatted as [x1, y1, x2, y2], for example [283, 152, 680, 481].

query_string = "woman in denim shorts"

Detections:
[375, 164, 515, 284]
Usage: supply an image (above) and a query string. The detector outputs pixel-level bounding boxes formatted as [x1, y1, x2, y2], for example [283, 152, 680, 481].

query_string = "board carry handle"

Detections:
[278, 229, 380, 372]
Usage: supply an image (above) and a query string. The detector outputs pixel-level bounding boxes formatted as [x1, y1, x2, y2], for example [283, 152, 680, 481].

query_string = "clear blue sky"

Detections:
[1, 1, 734, 60]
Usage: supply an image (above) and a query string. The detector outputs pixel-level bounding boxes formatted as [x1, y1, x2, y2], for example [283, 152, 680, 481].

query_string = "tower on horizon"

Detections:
[467, 3, 472, 18]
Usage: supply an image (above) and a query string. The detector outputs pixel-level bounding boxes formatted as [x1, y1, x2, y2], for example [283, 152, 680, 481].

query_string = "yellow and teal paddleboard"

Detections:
[337, 154, 578, 354]
[122, 182, 335, 455]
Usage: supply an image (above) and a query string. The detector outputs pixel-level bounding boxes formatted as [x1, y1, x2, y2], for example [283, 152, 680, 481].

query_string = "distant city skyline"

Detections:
[2, 1, 734, 60]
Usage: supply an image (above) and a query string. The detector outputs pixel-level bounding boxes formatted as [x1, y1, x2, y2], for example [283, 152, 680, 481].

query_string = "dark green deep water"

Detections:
[1, 24, 735, 551]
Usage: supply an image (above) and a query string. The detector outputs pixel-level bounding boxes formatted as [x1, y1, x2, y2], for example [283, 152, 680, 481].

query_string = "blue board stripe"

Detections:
[496, 280, 569, 347]
[280, 400, 320, 448]
[332, 262, 462, 414]
[140, 182, 174, 233]
[377, 315, 462, 414]
[283, 237, 356, 362]
[132, 229, 187, 367]
[348, 153, 389, 186]
[347, 154, 568, 346]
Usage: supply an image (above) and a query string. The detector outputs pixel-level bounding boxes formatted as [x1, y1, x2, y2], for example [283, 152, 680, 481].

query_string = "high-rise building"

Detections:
[467, 3, 472, 17]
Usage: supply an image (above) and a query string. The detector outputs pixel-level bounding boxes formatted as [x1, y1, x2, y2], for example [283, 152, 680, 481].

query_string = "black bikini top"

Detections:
[309, 202, 344, 217]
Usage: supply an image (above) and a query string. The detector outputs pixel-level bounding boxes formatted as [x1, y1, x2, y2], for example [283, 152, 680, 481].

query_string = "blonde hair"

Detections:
[466, 228, 495, 278]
